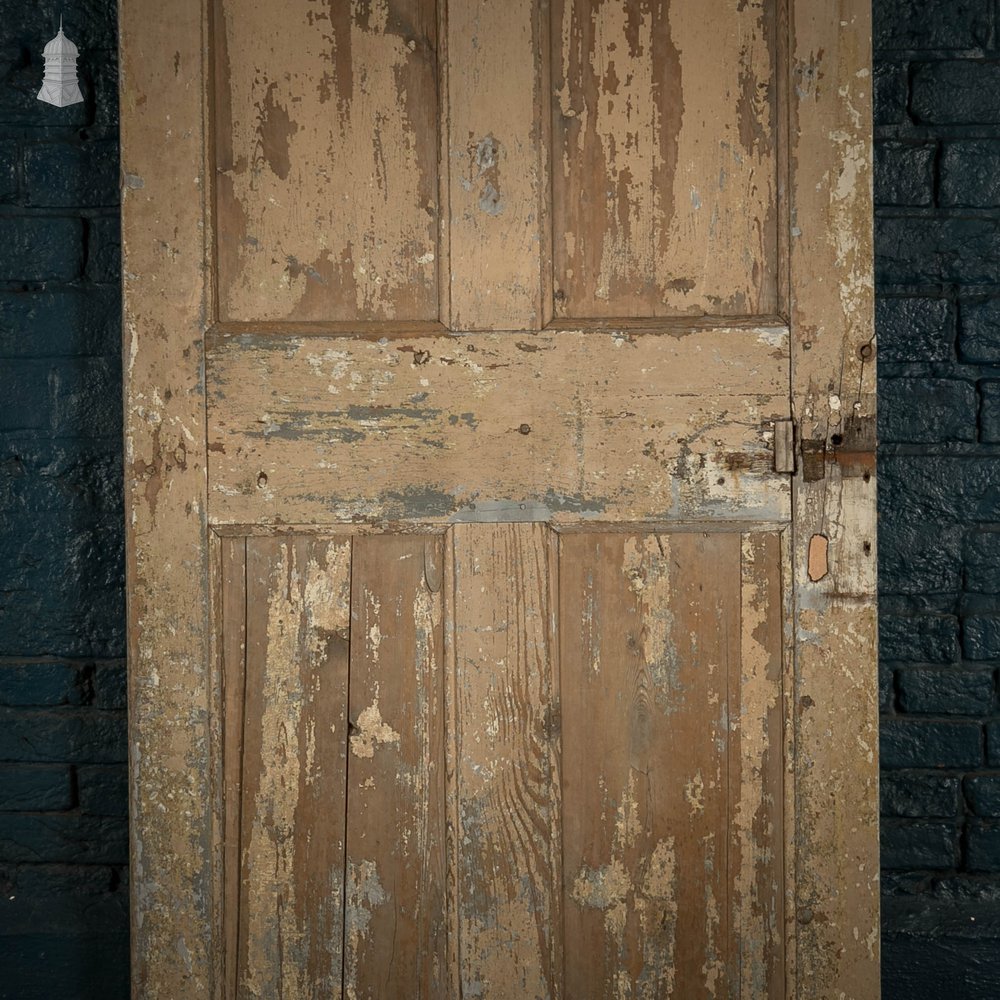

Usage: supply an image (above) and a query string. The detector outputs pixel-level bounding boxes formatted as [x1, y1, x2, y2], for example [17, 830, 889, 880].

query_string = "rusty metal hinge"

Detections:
[774, 418, 796, 474]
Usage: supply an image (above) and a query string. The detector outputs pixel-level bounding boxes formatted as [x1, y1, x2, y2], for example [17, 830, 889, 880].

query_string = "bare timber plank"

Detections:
[559, 531, 738, 997]
[344, 534, 448, 999]
[449, 522, 561, 999]
[237, 537, 351, 999]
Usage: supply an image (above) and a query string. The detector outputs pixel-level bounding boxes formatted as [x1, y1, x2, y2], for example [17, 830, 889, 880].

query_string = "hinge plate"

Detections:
[774, 419, 796, 474]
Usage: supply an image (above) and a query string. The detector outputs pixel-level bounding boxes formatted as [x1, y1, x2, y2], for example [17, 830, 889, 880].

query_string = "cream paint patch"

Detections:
[349, 688, 400, 759]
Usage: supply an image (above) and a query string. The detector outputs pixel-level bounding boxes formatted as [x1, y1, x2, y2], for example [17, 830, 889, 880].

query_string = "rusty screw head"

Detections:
[256, 471, 268, 489]
[518, 423, 532, 435]
[858, 342, 874, 361]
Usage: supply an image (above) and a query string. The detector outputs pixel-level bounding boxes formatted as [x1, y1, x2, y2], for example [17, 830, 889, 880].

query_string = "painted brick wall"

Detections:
[3, 0, 1000, 997]
[876, 0, 1000, 995]
[0, 3, 128, 998]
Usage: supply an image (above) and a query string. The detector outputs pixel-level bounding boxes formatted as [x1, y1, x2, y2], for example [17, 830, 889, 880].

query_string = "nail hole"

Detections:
[863, 470, 871, 483]
[831, 433, 843, 446]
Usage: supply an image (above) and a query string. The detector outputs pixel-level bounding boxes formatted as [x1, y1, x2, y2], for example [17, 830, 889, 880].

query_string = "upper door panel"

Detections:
[210, 0, 781, 331]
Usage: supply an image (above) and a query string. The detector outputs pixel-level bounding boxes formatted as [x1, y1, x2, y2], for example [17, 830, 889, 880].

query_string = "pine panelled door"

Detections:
[119, 1, 878, 997]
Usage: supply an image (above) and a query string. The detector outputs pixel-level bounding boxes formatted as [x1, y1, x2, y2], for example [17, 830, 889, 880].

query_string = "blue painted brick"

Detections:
[92, 662, 125, 710]
[874, 0, 993, 50]
[964, 616, 1000, 659]
[965, 531, 1000, 591]
[879, 378, 976, 443]
[0, 933, 129, 1000]
[0, 863, 127, 935]
[880, 613, 959, 662]
[881, 719, 982, 768]
[0, 288, 121, 359]
[0, 358, 121, 437]
[961, 298, 1000, 362]
[881, 820, 960, 870]
[77, 764, 126, 817]
[912, 61, 1000, 124]
[0, 813, 127, 864]
[0, 139, 18, 204]
[967, 821, 1000, 871]
[966, 775, 1000, 817]
[877, 216, 1000, 285]
[0, 663, 81, 707]
[874, 62, 907, 126]
[875, 143, 935, 207]
[941, 141, 1000, 208]
[0, 217, 83, 283]
[0, 709, 125, 764]
[880, 520, 961, 594]
[90, 48, 119, 128]
[898, 668, 995, 715]
[881, 661, 895, 711]
[876, 297, 953, 363]
[880, 456, 1000, 524]
[980, 381, 1000, 443]
[0, 765, 72, 811]
[881, 773, 961, 818]
[85, 215, 119, 284]
[24, 140, 119, 209]
[987, 722, 1000, 765]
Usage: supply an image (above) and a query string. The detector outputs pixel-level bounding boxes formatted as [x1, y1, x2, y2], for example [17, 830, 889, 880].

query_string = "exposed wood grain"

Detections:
[344, 534, 447, 999]
[789, 0, 879, 992]
[447, 0, 550, 331]
[450, 523, 561, 999]
[733, 532, 785, 998]
[221, 536, 247, 999]
[237, 536, 351, 999]
[206, 326, 791, 526]
[120, 0, 215, 991]
[551, 0, 777, 319]
[213, 0, 439, 324]
[560, 531, 738, 997]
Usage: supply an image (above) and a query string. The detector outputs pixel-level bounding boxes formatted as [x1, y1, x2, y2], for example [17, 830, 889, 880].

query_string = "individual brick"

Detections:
[0, 138, 18, 203]
[965, 530, 1000, 591]
[880, 456, 1000, 525]
[874, 0, 993, 51]
[964, 616, 1000, 660]
[0, 813, 127, 865]
[987, 722, 1000, 765]
[881, 820, 960, 870]
[912, 61, 1000, 124]
[961, 298, 1000, 362]
[941, 141, 1000, 207]
[879, 520, 961, 595]
[0, 764, 73, 810]
[0, 358, 121, 437]
[91, 662, 125, 711]
[897, 667, 995, 715]
[0, 217, 83, 283]
[880, 613, 960, 663]
[875, 296, 953, 363]
[881, 772, 961, 818]
[875, 142, 935, 207]
[23, 139, 119, 209]
[0, 287, 121, 359]
[876, 216, 1000, 286]
[77, 764, 126, 817]
[979, 381, 1000, 443]
[966, 821, 1000, 871]
[84, 214, 120, 284]
[879, 378, 976, 444]
[874, 62, 907, 126]
[881, 719, 982, 769]
[0, 663, 83, 707]
[966, 775, 1000, 817]
[0, 709, 125, 764]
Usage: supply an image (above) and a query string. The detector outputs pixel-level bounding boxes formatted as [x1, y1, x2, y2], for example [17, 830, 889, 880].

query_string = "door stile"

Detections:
[787, 0, 879, 996]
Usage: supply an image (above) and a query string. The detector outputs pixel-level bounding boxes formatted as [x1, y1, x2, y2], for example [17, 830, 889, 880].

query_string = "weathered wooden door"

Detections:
[120, 1, 878, 997]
